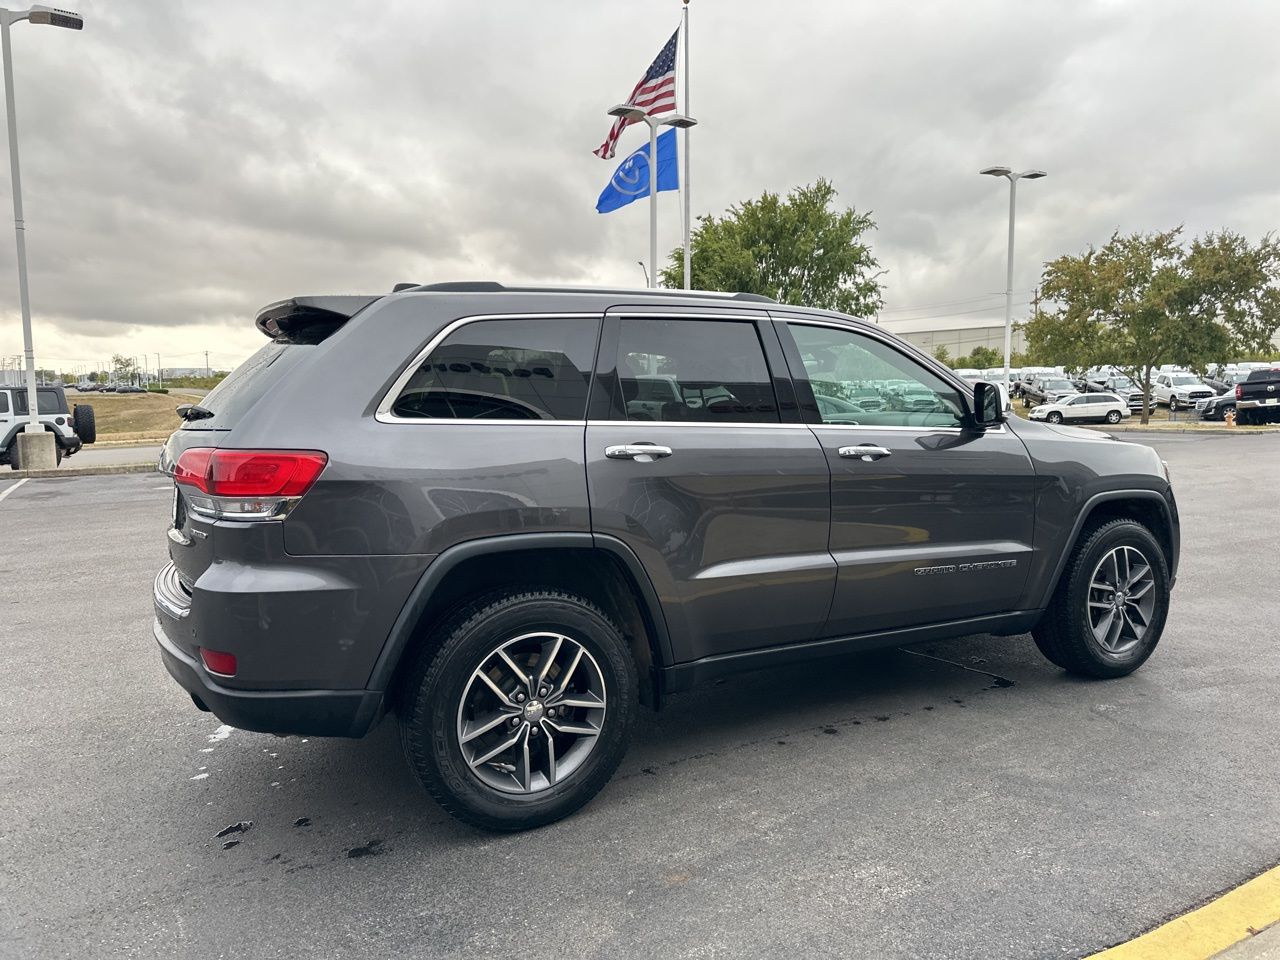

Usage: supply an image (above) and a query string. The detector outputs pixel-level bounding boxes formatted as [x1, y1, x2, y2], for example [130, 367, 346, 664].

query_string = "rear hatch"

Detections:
[161, 295, 378, 590]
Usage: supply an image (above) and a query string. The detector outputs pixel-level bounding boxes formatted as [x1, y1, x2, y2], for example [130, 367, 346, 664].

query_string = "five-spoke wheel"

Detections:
[1086, 546, 1156, 658]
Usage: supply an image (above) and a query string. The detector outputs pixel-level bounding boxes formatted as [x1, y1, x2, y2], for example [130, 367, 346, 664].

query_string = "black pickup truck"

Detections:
[1235, 367, 1280, 425]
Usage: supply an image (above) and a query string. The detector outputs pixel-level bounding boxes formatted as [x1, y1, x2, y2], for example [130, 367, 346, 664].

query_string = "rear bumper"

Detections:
[1237, 399, 1278, 410]
[153, 618, 383, 738]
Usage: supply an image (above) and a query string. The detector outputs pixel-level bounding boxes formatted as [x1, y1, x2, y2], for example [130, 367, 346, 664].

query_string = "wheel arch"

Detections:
[1034, 490, 1177, 610]
[368, 533, 674, 708]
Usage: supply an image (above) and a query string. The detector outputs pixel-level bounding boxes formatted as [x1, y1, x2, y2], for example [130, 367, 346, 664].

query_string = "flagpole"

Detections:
[648, 119, 658, 288]
[681, 0, 692, 290]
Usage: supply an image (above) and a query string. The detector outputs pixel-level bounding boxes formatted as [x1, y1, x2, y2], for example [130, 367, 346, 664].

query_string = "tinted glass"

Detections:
[786, 323, 965, 428]
[1068, 396, 1089, 405]
[393, 318, 598, 421]
[13, 388, 67, 415]
[0, 392, 7, 414]
[612, 319, 778, 423]
[192, 342, 307, 429]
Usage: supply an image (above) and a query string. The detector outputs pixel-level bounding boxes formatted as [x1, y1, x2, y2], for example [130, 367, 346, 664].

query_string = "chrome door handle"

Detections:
[605, 443, 673, 462]
[838, 444, 892, 461]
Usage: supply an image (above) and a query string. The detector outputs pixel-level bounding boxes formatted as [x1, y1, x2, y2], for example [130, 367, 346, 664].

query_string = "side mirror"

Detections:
[971, 381, 1004, 428]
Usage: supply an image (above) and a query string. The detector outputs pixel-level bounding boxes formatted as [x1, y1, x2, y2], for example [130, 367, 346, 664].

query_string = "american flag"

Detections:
[593, 29, 679, 160]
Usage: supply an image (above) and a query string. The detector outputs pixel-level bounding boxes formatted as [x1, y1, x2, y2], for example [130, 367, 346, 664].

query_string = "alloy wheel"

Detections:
[1087, 546, 1156, 656]
[456, 632, 607, 795]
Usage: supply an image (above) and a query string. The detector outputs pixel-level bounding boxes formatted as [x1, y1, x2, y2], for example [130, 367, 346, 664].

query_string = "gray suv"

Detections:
[153, 283, 1179, 830]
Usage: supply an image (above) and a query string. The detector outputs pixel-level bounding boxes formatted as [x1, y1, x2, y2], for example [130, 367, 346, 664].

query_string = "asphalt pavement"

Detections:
[2, 433, 1278, 959]
[65, 442, 162, 469]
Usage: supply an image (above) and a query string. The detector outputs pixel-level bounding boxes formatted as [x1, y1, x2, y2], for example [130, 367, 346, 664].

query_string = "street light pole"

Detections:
[0, 5, 82, 432]
[607, 105, 697, 289]
[980, 166, 1046, 391]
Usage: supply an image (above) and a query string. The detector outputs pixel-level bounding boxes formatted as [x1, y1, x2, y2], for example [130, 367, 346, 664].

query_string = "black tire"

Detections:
[1105, 410, 1122, 424]
[1022, 397, 1031, 409]
[55, 442, 63, 466]
[72, 404, 96, 444]
[1046, 411, 1063, 424]
[398, 588, 638, 831]
[1032, 519, 1170, 678]
[6, 443, 18, 470]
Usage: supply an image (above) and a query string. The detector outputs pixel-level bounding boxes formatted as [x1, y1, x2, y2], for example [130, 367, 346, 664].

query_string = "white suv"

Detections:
[0, 385, 96, 468]
[1028, 392, 1130, 425]
[1152, 372, 1214, 410]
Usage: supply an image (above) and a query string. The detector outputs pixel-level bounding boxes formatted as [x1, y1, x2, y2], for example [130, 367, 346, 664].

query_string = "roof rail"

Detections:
[406, 281, 775, 304]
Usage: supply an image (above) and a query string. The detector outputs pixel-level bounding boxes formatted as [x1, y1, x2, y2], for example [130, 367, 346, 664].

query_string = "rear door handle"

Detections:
[838, 444, 892, 461]
[605, 443, 673, 462]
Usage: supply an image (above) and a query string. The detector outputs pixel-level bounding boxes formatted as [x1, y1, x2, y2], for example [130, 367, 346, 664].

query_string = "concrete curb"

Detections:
[13, 462, 158, 479]
[1080, 425, 1280, 436]
[93, 438, 167, 447]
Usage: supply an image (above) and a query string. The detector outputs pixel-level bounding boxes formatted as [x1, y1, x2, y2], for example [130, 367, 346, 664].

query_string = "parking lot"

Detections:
[2, 432, 1278, 959]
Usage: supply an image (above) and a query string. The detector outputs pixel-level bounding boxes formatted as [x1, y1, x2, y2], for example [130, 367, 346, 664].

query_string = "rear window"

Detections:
[188, 342, 308, 428]
[1246, 368, 1280, 382]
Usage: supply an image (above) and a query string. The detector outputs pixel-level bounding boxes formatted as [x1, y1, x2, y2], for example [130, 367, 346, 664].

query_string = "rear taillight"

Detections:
[173, 448, 327, 521]
[1235, 385, 1243, 399]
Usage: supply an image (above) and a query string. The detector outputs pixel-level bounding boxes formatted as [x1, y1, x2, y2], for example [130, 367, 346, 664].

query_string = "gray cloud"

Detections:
[0, 0, 1277, 370]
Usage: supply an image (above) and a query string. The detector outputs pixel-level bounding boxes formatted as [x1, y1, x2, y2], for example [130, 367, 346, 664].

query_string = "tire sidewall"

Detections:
[1067, 522, 1170, 676]
[406, 593, 636, 830]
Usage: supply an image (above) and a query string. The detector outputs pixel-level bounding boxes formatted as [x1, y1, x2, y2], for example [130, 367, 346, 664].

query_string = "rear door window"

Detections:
[0, 392, 7, 414]
[608, 318, 779, 423]
[391, 317, 599, 421]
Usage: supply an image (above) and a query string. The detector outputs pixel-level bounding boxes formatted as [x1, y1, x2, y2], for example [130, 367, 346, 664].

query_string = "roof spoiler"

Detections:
[255, 295, 380, 344]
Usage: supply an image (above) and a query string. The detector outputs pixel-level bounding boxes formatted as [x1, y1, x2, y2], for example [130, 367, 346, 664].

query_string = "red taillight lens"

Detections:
[1234, 385, 1243, 399]
[173, 447, 215, 493]
[199, 647, 238, 677]
[173, 449, 328, 498]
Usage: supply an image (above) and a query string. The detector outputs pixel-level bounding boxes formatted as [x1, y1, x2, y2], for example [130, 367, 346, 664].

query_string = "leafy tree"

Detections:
[1022, 228, 1280, 423]
[660, 178, 884, 317]
[930, 344, 953, 366]
[111, 354, 138, 384]
[963, 346, 1003, 370]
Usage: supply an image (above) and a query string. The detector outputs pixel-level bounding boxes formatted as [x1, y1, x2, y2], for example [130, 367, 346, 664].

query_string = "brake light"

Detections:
[1235, 384, 1243, 399]
[173, 448, 327, 520]
[199, 647, 238, 677]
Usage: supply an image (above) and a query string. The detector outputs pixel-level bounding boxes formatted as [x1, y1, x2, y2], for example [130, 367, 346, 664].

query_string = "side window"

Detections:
[612, 318, 779, 423]
[0, 392, 8, 414]
[784, 323, 965, 428]
[391, 318, 599, 421]
[1068, 395, 1089, 406]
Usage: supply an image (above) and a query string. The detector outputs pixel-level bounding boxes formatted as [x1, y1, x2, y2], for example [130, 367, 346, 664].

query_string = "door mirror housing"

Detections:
[970, 381, 1005, 429]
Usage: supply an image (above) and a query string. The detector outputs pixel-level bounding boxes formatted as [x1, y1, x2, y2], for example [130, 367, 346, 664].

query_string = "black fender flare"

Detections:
[1034, 489, 1177, 609]
[364, 531, 675, 693]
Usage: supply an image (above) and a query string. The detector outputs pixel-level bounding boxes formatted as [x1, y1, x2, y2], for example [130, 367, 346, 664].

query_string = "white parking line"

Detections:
[0, 477, 29, 504]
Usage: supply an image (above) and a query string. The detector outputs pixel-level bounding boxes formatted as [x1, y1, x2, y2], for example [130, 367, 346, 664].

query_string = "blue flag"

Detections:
[596, 128, 679, 214]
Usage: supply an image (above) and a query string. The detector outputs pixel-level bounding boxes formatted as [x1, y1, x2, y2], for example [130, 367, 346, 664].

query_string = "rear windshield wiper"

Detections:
[176, 403, 214, 422]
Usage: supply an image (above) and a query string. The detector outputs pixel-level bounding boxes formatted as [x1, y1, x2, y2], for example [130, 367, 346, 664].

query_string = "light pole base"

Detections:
[15, 430, 56, 469]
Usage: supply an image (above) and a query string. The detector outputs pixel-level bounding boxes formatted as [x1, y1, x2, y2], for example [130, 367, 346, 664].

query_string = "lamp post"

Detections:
[979, 166, 1046, 390]
[1, 4, 82, 433]
[607, 105, 696, 288]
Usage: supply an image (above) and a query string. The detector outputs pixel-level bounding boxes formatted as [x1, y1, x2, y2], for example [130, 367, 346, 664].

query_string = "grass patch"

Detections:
[70, 392, 182, 440]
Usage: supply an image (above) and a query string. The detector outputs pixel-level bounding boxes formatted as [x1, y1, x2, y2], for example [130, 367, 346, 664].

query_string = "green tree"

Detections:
[962, 346, 1002, 370]
[660, 178, 884, 317]
[1022, 228, 1280, 423]
[930, 344, 953, 366]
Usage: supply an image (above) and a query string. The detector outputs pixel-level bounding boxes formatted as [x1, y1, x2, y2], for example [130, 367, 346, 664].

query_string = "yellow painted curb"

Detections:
[1089, 865, 1280, 959]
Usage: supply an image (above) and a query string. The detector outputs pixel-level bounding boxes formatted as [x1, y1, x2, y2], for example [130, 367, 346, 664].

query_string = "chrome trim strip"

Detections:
[375, 313, 604, 424]
[587, 420, 807, 429]
[153, 562, 191, 620]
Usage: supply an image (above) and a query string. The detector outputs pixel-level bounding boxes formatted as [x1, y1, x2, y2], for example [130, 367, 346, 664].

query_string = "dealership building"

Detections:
[877, 314, 1027, 357]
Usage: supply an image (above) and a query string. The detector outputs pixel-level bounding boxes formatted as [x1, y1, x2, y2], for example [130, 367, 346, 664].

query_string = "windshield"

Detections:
[1044, 379, 1074, 390]
[1170, 375, 1201, 386]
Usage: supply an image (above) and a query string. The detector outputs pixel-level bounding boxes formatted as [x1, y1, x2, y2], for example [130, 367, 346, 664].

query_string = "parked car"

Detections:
[1152, 372, 1215, 410]
[153, 282, 1179, 831]
[0, 385, 96, 468]
[1204, 369, 1248, 395]
[1196, 392, 1236, 422]
[1022, 376, 1079, 408]
[1234, 367, 1280, 425]
[1085, 375, 1146, 410]
[1028, 392, 1130, 426]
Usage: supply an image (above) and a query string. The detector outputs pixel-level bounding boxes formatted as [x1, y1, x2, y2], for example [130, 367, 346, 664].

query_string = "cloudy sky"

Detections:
[0, 0, 1277, 374]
